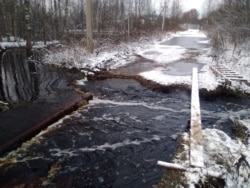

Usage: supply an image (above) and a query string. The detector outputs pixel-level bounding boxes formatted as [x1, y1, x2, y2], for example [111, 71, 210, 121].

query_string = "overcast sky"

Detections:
[152, 0, 210, 16]
[181, 0, 206, 13]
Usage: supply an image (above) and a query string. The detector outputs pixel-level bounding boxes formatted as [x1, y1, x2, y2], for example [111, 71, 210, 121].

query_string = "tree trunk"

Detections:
[96, 0, 101, 35]
[86, 0, 94, 53]
[54, 0, 59, 40]
[1, 0, 7, 37]
[58, 0, 62, 33]
[25, 0, 32, 57]
[247, 0, 250, 22]
[64, 0, 69, 39]
[42, 0, 47, 45]
[162, 0, 167, 31]
[13, 0, 18, 41]
[127, 0, 132, 37]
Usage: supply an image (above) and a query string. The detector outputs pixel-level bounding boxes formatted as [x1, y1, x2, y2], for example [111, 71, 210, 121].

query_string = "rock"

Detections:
[0, 101, 9, 112]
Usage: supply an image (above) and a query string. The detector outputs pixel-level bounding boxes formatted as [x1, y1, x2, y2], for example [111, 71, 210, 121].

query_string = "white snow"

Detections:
[173, 127, 250, 187]
[140, 68, 192, 86]
[38, 29, 224, 92]
[190, 68, 204, 168]
[0, 40, 59, 50]
[138, 45, 187, 64]
[75, 78, 88, 86]
[138, 30, 221, 90]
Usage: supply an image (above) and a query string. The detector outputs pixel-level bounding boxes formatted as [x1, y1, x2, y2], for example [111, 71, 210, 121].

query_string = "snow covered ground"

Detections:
[172, 127, 250, 188]
[0, 40, 60, 50]
[41, 29, 222, 91]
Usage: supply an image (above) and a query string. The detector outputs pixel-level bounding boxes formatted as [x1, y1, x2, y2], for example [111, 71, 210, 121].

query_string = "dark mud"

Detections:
[88, 70, 250, 99]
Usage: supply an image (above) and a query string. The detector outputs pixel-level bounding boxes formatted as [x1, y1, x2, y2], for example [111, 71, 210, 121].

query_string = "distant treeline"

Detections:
[204, 0, 250, 48]
[0, 0, 200, 45]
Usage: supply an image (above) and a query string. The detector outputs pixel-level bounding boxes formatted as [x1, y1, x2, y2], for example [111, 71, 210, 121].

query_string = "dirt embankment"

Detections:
[87, 69, 250, 99]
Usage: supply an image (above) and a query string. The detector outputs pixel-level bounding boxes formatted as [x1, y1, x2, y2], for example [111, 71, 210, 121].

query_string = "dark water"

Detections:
[163, 61, 204, 76]
[160, 36, 209, 50]
[0, 49, 36, 102]
[116, 56, 204, 76]
[0, 79, 190, 187]
[0, 49, 76, 104]
[116, 36, 208, 76]
[0, 49, 82, 155]
[117, 59, 158, 75]
[1, 78, 250, 187]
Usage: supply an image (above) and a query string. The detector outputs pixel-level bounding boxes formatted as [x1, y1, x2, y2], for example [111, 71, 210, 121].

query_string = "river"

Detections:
[1, 31, 250, 187]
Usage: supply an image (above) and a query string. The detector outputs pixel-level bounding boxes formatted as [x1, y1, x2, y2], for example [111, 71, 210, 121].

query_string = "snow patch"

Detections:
[0, 40, 59, 50]
[140, 68, 192, 86]
[173, 128, 250, 187]
[138, 45, 187, 64]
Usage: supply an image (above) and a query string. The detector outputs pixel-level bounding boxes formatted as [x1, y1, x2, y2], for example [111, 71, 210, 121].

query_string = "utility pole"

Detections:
[86, 0, 94, 53]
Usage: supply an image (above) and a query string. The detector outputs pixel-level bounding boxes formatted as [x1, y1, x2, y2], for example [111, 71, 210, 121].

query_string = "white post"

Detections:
[190, 68, 204, 168]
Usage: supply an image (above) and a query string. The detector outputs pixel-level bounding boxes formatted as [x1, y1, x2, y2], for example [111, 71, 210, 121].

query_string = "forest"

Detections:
[0, 0, 250, 56]
[206, 0, 250, 50]
[0, 0, 199, 53]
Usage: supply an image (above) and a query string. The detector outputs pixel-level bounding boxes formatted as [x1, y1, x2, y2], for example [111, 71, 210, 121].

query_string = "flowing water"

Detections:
[1, 77, 250, 187]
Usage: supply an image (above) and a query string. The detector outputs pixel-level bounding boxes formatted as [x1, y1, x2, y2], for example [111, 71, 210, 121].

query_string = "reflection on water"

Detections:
[0, 49, 74, 104]
[163, 61, 204, 76]
[1, 49, 37, 102]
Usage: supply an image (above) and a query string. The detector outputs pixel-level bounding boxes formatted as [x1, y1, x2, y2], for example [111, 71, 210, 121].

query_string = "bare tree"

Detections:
[25, 0, 32, 57]
[162, 0, 167, 31]
[171, 0, 182, 30]
[63, 0, 69, 39]
[54, 0, 59, 39]
[1, 0, 7, 40]
[42, 0, 47, 44]
[13, 0, 17, 41]
[205, 0, 250, 49]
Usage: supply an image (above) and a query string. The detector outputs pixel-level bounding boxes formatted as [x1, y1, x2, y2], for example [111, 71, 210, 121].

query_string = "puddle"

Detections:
[160, 36, 209, 49]
[143, 51, 162, 55]
[162, 61, 204, 76]
[116, 56, 159, 75]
